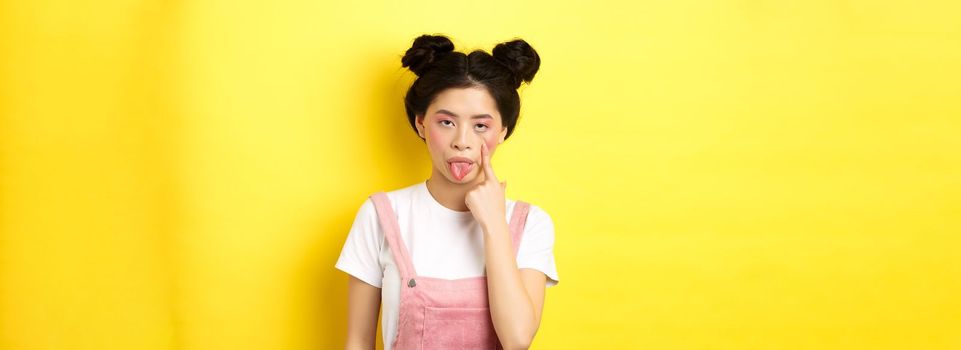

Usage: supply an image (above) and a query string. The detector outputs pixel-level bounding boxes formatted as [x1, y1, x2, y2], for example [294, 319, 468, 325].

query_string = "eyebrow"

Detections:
[434, 109, 493, 120]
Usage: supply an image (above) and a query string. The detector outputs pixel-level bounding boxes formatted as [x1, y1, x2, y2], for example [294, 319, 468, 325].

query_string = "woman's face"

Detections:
[416, 86, 508, 185]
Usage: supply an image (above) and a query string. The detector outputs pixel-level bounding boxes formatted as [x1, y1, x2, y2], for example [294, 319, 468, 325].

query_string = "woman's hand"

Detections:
[465, 142, 507, 231]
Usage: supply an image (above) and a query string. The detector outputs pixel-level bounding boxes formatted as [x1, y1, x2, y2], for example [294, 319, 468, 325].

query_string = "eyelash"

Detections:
[440, 120, 488, 131]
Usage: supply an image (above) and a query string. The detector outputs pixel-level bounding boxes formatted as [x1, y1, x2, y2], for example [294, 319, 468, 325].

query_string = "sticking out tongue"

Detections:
[449, 162, 474, 181]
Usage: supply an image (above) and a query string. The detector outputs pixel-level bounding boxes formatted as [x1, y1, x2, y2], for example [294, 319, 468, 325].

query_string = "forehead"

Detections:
[427, 87, 501, 122]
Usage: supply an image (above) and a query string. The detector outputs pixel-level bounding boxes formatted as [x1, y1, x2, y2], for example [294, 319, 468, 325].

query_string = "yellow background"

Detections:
[2, 0, 959, 349]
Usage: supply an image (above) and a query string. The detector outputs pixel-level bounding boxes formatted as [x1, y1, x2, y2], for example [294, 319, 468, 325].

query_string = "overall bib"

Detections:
[369, 192, 531, 350]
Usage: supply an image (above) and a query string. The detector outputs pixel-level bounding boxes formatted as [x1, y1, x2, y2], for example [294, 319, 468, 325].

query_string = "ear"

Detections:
[415, 115, 426, 139]
[498, 126, 507, 144]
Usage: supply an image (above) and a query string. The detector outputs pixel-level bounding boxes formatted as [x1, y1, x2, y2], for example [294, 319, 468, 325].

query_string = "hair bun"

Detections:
[401, 34, 455, 76]
[491, 39, 540, 88]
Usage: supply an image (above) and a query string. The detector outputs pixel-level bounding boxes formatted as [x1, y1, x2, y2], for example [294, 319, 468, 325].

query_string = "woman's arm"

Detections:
[483, 221, 548, 350]
[345, 275, 381, 350]
[465, 143, 548, 349]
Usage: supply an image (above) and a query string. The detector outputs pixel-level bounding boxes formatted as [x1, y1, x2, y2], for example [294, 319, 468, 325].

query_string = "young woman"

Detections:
[335, 34, 559, 350]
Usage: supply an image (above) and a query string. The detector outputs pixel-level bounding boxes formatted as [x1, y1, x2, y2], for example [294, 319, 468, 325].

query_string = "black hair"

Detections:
[401, 34, 540, 141]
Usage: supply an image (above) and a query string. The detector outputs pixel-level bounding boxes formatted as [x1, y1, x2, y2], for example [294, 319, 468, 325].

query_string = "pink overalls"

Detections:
[369, 192, 531, 350]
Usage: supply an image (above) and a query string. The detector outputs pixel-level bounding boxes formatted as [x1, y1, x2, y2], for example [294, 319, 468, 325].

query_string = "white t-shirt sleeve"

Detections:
[516, 204, 560, 287]
[334, 198, 385, 288]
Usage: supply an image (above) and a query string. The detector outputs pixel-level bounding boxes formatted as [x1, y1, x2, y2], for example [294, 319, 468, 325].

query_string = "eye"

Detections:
[475, 124, 489, 131]
[439, 120, 453, 127]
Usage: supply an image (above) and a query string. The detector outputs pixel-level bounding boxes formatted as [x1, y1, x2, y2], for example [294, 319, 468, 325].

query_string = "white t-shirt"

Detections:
[334, 180, 559, 349]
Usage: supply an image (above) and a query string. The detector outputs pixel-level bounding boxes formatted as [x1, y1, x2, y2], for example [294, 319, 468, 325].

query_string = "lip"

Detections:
[446, 156, 474, 164]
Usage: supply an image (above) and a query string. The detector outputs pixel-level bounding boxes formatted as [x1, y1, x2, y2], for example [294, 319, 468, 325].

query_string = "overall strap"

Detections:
[509, 201, 532, 258]
[369, 192, 417, 278]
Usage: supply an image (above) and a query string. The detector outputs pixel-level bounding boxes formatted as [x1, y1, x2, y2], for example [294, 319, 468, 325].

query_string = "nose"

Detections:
[451, 124, 473, 151]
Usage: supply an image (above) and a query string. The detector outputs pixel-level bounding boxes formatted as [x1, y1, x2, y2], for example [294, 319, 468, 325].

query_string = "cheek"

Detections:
[485, 137, 497, 152]
[427, 127, 445, 151]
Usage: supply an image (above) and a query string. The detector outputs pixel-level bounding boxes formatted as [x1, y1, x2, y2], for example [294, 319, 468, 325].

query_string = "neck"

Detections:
[424, 167, 484, 212]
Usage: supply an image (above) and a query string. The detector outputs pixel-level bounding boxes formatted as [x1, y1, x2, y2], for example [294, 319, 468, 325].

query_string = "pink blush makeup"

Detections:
[486, 139, 497, 153]
[427, 127, 445, 149]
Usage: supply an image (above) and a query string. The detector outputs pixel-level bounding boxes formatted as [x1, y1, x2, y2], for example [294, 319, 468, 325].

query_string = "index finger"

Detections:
[481, 142, 497, 183]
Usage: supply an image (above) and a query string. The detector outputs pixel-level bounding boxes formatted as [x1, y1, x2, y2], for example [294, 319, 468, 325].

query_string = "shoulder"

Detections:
[526, 203, 552, 222]
[351, 184, 414, 231]
[516, 201, 555, 240]
[380, 182, 423, 206]
[347, 197, 380, 237]
[515, 200, 552, 226]
[513, 200, 560, 286]
[361, 182, 422, 213]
